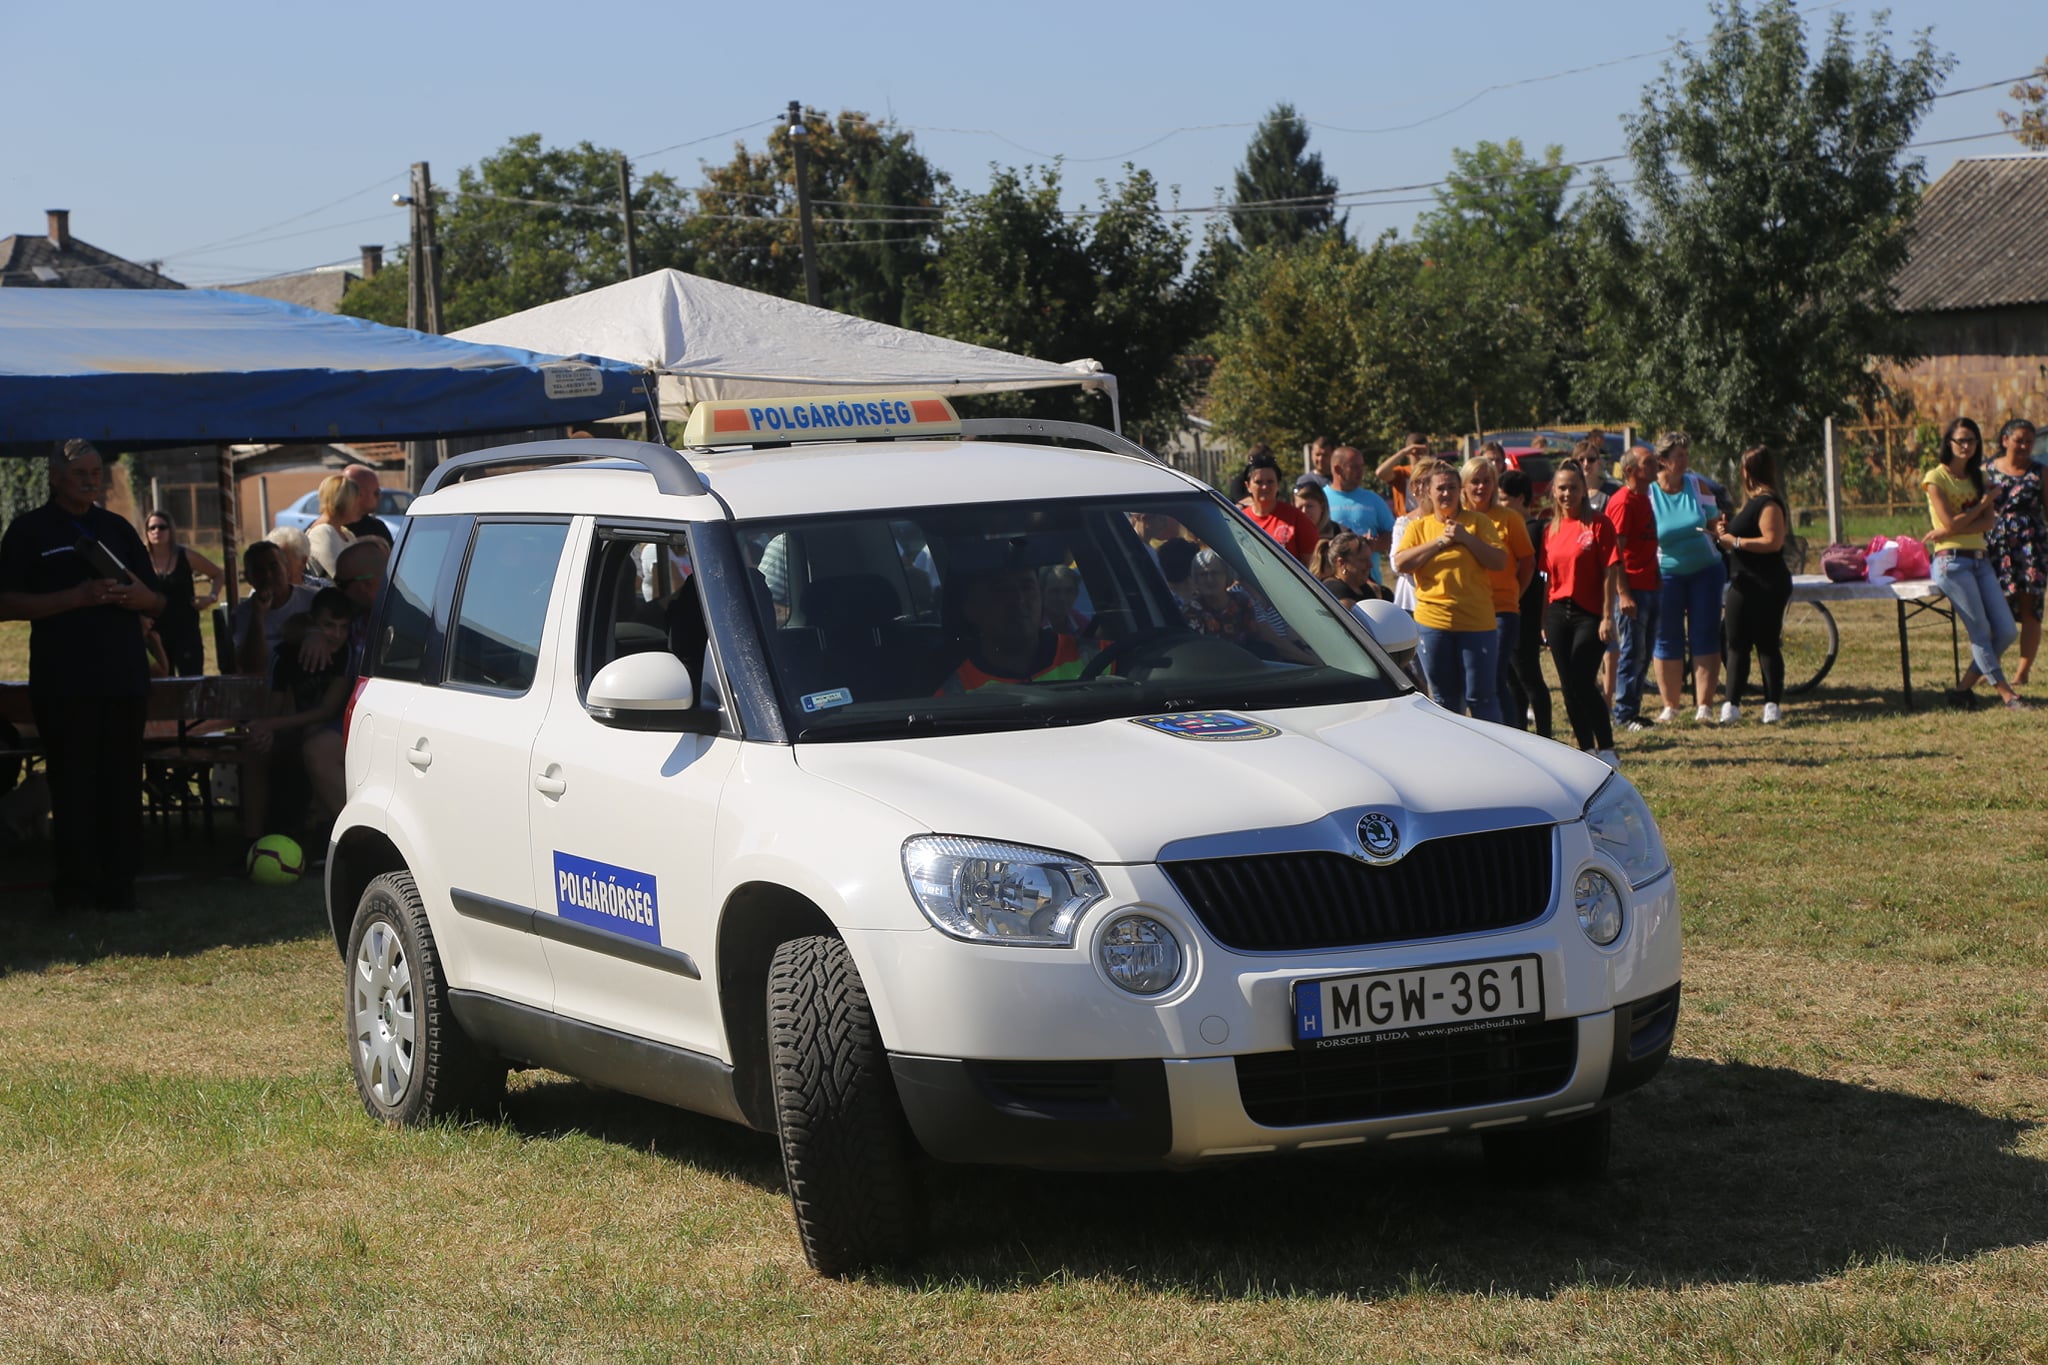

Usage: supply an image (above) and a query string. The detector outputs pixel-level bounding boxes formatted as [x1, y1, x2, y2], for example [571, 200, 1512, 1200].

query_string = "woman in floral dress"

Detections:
[1985, 418, 2044, 686]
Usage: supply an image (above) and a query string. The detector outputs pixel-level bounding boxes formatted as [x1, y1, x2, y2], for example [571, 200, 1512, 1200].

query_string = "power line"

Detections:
[159, 172, 405, 261]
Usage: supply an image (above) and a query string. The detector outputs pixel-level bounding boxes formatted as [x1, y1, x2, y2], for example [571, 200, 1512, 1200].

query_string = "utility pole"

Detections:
[618, 155, 640, 278]
[787, 100, 822, 308]
[401, 161, 446, 493]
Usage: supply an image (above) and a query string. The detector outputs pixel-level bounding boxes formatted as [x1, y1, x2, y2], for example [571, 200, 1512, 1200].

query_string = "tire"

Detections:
[1780, 601, 1838, 696]
[1481, 1107, 1613, 1185]
[345, 870, 505, 1125]
[768, 935, 923, 1276]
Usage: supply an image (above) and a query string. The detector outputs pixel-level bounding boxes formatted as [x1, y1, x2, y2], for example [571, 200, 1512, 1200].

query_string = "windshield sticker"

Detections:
[553, 852, 660, 945]
[800, 687, 854, 713]
[1130, 711, 1279, 741]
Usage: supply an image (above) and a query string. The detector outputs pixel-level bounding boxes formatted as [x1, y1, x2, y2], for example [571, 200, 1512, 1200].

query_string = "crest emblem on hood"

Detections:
[1357, 811, 1401, 862]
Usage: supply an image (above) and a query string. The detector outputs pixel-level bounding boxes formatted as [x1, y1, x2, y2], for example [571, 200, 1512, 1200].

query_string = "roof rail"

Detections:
[419, 439, 707, 498]
[958, 417, 1161, 465]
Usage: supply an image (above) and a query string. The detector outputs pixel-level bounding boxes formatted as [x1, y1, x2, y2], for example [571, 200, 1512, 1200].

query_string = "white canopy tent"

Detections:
[450, 269, 1120, 429]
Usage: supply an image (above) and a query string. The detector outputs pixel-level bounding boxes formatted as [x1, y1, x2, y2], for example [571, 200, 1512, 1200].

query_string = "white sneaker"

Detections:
[1695, 704, 1713, 723]
[1719, 702, 1739, 724]
[1597, 748, 1621, 770]
[1762, 703, 1781, 724]
[1655, 707, 1679, 723]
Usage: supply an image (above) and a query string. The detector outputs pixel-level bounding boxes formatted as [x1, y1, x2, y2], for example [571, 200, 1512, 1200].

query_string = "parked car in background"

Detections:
[273, 486, 412, 536]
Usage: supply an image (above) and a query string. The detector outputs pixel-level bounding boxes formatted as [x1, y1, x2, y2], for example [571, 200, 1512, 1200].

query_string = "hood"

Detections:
[793, 695, 1608, 864]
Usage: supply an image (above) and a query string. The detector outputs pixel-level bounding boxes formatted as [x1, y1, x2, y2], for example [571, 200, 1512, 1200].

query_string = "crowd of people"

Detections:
[0, 445, 392, 913]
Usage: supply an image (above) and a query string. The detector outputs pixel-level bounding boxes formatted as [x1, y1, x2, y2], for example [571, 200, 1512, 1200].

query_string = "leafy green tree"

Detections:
[1411, 139, 1585, 431]
[1205, 234, 1470, 451]
[1576, 0, 1952, 459]
[907, 165, 1210, 438]
[680, 109, 946, 326]
[1230, 104, 1342, 251]
[340, 135, 694, 331]
[2002, 57, 2048, 149]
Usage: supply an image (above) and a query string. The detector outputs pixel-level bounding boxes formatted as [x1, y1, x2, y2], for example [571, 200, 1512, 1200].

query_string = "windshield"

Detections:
[737, 492, 1407, 740]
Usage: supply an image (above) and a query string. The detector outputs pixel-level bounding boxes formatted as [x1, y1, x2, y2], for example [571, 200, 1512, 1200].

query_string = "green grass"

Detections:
[3, 604, 2047, 1362]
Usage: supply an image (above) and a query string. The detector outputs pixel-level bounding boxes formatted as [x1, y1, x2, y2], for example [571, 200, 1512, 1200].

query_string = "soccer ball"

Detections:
[246, 834, 306, 886]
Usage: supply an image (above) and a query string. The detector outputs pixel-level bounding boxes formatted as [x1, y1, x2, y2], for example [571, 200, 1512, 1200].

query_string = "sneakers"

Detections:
[1596, 748, 1621, 770]
[1694, 704, 1713, 723]
[1625, 719, 1648, 733]
[1719, 702, 1740, 724]
[1762, 703, 1781, 724]
[1655, 707, 1679, 723]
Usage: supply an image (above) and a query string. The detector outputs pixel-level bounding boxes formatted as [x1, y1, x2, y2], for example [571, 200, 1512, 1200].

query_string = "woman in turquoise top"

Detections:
[1648, 432, 1726, 724]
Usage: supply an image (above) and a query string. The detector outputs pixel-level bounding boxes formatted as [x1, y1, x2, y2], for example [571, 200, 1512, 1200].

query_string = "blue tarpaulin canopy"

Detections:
[0, 288, 648, 445]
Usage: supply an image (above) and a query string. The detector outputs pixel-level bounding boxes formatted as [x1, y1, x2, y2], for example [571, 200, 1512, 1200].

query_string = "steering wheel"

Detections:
[1079, 627, 1214, 681]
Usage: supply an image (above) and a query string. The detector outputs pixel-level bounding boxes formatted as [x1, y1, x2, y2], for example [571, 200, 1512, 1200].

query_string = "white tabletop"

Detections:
[1789, 573, 1946, 604]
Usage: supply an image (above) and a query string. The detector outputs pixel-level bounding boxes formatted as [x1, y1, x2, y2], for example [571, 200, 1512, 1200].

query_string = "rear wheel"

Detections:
[768, 935, 923, 1276]
[345, 871, 505, 1124]
[1780, 600, 1839, 695]
[1481, 1108, 1613, 1184]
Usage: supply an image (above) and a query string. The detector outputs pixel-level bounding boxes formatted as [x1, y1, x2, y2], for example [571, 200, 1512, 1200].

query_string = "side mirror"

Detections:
[587, 652, 717, 732]
[1351, 598, 1419, 662]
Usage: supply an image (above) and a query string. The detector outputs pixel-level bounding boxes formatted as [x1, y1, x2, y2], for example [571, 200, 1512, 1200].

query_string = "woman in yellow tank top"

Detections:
[1924, 416, 2021, 709]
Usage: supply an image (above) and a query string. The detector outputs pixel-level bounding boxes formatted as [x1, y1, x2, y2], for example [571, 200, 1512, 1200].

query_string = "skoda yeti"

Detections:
[327, 396, 1680, 1276]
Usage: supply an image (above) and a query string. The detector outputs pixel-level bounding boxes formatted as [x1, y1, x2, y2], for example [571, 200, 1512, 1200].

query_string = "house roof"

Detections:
[0, 231, 184, 290]
[218, 267, 356, 314]
[1894, 153, 2048, 313]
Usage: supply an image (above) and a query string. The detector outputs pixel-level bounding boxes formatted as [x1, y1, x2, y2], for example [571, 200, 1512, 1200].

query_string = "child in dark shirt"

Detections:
[247, 589, 354, 836]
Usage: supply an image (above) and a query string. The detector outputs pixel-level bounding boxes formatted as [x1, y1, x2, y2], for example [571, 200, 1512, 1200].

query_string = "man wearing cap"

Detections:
[0, 440, 166, 912]
[1324, 446, 1394, 584]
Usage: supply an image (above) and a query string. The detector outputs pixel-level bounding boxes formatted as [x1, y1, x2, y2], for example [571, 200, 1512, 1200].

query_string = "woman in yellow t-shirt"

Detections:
[1924, 416, 2021, 709]
[1392, 462, 1509, 720]
[1462, 456, 1536, 730]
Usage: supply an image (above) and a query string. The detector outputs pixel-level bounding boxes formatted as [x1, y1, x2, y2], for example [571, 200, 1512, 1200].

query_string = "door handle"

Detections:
[534, 766, 566, 797]
[406, 739, 432, 770]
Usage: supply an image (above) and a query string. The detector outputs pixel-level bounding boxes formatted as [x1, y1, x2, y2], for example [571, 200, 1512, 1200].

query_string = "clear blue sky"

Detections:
[4, 0, 2038, 288]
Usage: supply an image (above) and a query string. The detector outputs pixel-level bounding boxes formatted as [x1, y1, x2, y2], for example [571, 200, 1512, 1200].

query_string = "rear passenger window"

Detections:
[374, 518, 461, 683]
[447, 522, 569, 694]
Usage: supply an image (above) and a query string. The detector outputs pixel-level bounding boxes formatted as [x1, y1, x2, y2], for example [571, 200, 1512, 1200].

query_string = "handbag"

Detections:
[1821, 543, 1869, 583]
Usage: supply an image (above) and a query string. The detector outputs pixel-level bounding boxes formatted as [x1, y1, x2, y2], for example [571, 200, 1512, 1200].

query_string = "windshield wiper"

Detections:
[794, 709, 1047, 741]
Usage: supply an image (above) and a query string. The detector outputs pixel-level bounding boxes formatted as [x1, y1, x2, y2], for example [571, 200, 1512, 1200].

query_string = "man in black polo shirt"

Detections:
[341, 464, 394, 546]
[0, 440, 166, 912]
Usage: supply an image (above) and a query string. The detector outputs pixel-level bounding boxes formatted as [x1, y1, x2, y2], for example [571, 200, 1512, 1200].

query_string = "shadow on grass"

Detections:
[501, 1075, 785, 1195]
[0, 830, 328, 973]
[883, 1057, 2045, 1296]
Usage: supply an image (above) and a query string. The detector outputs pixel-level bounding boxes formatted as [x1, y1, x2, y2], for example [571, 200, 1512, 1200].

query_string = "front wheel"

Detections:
[768, 935, 923, 1276]
[345, 871, 505, 1125]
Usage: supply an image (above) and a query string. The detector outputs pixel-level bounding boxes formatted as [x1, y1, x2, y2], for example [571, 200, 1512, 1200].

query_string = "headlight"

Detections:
[1574, 869, 1625, 946]
[1097, 914, 1184, 994]
[1582, 775, 1670, 888]
[902, 836, 1106, 946]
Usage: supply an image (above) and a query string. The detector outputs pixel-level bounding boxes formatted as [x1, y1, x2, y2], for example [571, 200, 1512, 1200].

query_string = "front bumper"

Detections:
[890, 983, 1680, 1170]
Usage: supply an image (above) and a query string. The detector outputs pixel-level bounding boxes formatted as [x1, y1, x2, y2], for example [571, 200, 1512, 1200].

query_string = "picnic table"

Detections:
[1788, 574, 1957, 711]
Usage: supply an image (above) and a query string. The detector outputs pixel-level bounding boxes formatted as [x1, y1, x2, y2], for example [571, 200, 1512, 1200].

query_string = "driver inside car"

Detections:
[938, 564, 1099, 694]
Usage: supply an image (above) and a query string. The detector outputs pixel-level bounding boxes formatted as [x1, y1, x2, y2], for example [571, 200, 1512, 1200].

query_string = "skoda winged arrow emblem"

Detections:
[1357, 811, 1401, 863]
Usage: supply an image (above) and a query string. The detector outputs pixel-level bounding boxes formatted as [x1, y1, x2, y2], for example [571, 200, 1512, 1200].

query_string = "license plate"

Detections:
[1292, 955, 1544, 1050]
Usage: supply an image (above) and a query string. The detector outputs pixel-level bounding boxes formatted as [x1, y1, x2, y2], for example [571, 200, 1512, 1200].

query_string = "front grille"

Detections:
[1162, 824, 1553, 952]
[1235, 1017, 1578, 1127]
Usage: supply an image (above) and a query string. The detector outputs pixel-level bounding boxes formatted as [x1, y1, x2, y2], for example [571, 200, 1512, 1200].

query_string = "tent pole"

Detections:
[216, 443, 239, 636]
[1108, 384, 1122, 436]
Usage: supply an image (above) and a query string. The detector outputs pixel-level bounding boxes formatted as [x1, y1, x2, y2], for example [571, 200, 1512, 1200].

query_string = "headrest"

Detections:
[799, 574, 899, 630]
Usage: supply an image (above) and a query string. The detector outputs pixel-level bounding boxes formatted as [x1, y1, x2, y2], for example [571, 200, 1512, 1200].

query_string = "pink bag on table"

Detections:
[1892, 535, 1931, 581]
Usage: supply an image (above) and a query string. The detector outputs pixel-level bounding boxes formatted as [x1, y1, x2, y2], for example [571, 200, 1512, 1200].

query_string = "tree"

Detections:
[1411, 139, 1584, 430]
[341, 135, 694, 331]
[2002, 57, 2048, 149]
[1576, 1, 1952, 460]
[679, 110, 945, 326]
[1204, 234, 1471, 451]
[907, 165, 1210, 438]
[1230, 104, 1342, 251]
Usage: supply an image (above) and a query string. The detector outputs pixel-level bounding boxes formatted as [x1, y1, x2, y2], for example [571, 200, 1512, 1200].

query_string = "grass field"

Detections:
[2, 592, 2045, 1363]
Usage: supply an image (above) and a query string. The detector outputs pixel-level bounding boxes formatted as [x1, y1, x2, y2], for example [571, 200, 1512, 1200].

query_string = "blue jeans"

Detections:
[1418, 625, 1502, 723]
[1495, 613, 1522, 728]
[1934, 551, 2018, 686]
[1654, 560, 1727, 660]
[1613, 588, 1661, 722]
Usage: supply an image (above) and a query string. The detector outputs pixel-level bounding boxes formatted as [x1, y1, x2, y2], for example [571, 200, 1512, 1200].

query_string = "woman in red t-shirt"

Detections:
[1239, 453, 1320, 565]
[1544, 465, 1621, 767]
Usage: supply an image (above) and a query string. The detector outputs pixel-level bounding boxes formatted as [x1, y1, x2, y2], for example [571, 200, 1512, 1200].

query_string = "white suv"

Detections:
[328, 395, 1680, 1277]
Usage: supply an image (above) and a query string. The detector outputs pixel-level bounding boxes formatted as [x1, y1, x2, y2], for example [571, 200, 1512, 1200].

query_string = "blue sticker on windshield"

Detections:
[553, 852, 660, 945]
[1130, 711, 1279, 741]
[800, 687, 853, 712]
